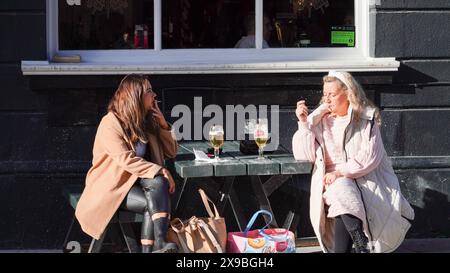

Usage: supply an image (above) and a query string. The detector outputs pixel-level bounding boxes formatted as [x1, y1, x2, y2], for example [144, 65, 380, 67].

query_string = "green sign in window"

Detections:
[331, 26, 355, 47]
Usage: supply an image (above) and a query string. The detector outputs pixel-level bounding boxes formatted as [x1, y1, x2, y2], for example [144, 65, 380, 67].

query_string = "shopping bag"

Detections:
[227, 210, 296, 253]
[168, 188, 227, 253]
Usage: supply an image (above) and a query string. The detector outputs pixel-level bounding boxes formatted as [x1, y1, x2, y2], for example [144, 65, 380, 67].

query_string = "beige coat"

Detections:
[292, 105, 415, 253]
[75, 112, 178, 240]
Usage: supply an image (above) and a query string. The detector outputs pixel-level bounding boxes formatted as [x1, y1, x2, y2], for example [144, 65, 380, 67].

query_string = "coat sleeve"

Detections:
[158, 125, 178, 159]
[292, 103, 330, 162]
[292, 121, 317, 162]
[99, 120, 162, 179]
[337, 122, 384, 179]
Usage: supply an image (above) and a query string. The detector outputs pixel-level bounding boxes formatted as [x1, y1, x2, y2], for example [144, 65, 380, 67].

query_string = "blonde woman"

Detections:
[292, 71, 414, 253]
[75, 74, 178, 253]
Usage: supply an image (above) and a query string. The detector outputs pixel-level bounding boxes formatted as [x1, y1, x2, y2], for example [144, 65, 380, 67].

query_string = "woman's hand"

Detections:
[159, 168, 176, 194]
[296, 100, 309, 123]
[322, 171, 343, 186]
[150, 101, 170, 130]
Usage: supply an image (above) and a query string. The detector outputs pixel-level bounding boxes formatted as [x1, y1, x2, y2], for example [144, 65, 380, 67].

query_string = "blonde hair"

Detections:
[322, 72, 381, 126]
[108, 74, 157, 144]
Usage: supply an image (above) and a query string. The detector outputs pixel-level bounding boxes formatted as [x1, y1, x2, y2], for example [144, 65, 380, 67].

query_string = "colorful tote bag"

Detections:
[226, 210, 296, 253]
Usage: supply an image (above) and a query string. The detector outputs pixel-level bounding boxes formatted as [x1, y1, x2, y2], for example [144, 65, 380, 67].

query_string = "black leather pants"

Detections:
[333, 214, 366, 253]
[139, 176, 170, 215]
[120, 176, 170, 241]
[333, 216, 353, 253]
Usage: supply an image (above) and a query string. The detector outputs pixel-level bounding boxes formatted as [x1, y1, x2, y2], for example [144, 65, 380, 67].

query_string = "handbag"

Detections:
[168, 188, 227, 253]
[226, 210, 296, 253]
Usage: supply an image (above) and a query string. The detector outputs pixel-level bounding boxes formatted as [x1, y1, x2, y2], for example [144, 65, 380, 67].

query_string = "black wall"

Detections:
[375, 0, 450, 237]
[0, 1, 448, 250]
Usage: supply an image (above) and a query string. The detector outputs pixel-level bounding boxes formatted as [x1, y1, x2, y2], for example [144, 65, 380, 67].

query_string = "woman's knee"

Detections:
[335, 177, 354, 184]
[140, 176, 168, 191]
[120, 185, 147, 213]
[140, 177, 170, 215]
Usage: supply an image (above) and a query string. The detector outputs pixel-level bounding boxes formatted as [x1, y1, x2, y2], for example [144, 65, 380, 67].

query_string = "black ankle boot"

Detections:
[152, 217, 178, 253]
[141, 211, 154, 253]
[349, 228, 369, 253]
[141, 245, 153, 253]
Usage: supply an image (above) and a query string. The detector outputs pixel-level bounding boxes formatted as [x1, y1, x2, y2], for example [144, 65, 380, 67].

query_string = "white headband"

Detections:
[328, 70, 352, 91]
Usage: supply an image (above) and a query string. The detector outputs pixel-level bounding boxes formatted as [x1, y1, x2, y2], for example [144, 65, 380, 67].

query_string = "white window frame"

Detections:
[22, 0, 398, 75]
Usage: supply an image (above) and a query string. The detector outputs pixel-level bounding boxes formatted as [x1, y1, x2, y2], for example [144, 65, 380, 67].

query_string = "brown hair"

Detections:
[108, 74, 156, 144]
[322, 72, 381, 126]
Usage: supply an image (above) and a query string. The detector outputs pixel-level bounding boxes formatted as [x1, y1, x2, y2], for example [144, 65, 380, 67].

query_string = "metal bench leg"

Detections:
[62, 215, 75, 251]
[216, 177, 235, 215]
[118, 220, 139, 253]
[173, 177, 188, 216]
[250, 176, 279, 228]
[282, 211, 295, 230]
[88, 230, 107, 253]
[108, 223, 127, 253]
[214, 176, 247, 232]
[263, 175, 291, 196]
[227, 187, 248, 232]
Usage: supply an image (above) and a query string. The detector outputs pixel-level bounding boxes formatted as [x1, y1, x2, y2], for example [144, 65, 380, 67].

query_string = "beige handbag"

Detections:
[168, 188, 227, 253]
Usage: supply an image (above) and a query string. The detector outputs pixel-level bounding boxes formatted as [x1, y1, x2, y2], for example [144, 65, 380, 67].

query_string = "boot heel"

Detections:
[152, 217, 178, 253]
[152, 242, 178, 253]
[349, 229, 369, 253]
[141, 244, 153, 253]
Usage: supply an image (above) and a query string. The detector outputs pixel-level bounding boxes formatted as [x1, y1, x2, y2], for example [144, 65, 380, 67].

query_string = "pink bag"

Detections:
[226, 210, 296, 253]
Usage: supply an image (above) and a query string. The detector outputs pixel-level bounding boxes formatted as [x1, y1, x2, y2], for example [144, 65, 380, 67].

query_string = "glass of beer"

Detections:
[209, 124, 224, 160]
[254, 119, 269, 160]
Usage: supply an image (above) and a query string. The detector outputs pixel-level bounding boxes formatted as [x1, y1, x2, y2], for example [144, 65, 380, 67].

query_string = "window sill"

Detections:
[21, 55, 399, 75]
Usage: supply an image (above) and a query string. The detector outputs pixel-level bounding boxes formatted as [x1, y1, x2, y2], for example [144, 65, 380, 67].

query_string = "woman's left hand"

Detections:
[159, 168, 176, 194]
[151, 101, 170, 130]
[322, 171, 343, 186]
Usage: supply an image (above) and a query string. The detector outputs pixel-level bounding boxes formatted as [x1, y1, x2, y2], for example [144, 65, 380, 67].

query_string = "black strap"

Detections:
[369, 119, 375, 138]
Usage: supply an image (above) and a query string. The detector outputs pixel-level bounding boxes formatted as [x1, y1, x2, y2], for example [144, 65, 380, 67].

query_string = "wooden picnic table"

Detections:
[173, 141, 312, 231]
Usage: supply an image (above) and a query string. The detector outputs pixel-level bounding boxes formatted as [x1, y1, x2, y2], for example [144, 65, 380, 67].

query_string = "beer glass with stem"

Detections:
[254, 119, 269, 160]
[209, 124, 224, 160]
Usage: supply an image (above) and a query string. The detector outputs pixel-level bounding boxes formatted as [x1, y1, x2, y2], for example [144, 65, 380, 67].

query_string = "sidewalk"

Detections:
[296, 238, 450, 253]
[393, 238, 450, 253]
[1, 238, 448, 253]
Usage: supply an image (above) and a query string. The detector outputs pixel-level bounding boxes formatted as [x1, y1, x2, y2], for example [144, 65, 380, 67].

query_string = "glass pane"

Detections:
[162, 0, 255, 49]
[264, 0, 355, 48]
[59, 0, 154, 50]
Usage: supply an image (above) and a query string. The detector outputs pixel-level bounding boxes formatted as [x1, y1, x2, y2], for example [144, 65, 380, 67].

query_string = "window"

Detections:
[59, 0, 155, 50]
[162, 0, 255, 49]
[264, 0, 355, 48]
[57, 0, 354, 50]
[21, 0, 399, 75]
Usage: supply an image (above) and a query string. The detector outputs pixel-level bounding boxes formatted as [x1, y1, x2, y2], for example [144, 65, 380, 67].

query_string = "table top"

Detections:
[174, 141, 312, 178]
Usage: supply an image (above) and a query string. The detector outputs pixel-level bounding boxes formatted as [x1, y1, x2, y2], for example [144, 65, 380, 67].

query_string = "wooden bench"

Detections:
[62, 184, 143, 253]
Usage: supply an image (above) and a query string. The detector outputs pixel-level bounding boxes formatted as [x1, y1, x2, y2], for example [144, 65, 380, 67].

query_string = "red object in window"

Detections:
[134, 25, 149, 49]
[144, 30, 149, 48]
[134, 33, 138, 48]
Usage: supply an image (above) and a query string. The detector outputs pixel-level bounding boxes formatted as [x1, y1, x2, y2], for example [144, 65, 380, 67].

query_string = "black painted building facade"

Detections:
[0, 0, 449, 250]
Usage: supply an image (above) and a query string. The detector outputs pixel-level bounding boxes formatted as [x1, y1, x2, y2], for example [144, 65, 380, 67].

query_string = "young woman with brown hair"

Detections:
[75, 74, 178, 253]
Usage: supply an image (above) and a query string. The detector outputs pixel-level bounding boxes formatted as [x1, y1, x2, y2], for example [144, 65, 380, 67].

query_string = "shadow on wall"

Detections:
[408, 188, 450, 238]
[393, 62, 438, 84]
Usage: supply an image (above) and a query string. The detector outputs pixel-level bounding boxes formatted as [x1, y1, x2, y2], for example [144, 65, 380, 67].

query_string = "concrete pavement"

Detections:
[296, 238, 450, 253]
[0, 238, 448, 253]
